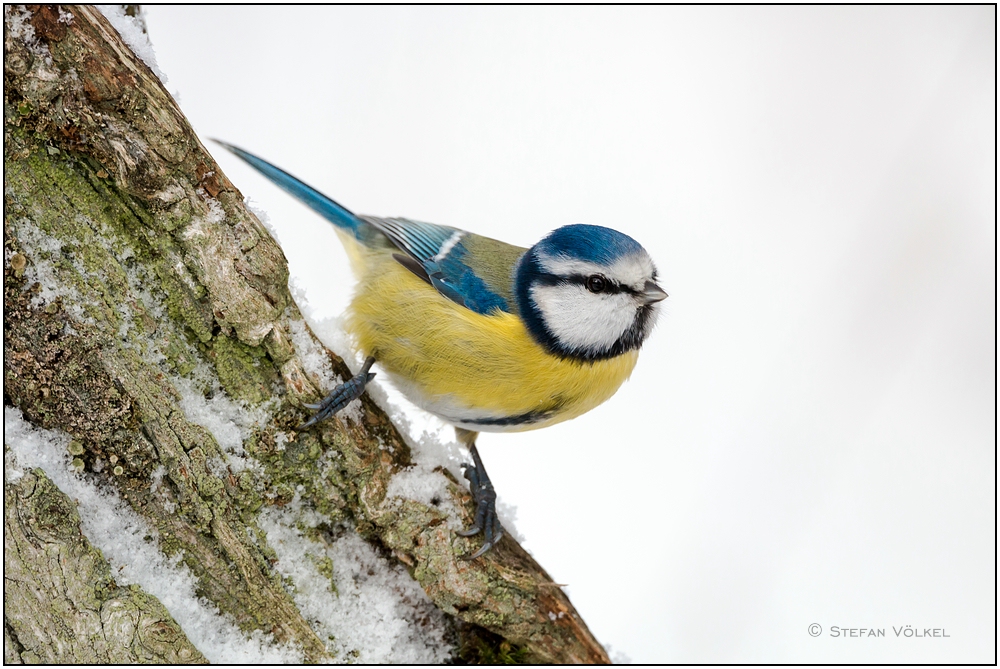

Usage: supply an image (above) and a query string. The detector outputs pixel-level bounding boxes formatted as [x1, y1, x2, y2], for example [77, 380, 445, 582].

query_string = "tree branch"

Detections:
[3, 5, 609, 663]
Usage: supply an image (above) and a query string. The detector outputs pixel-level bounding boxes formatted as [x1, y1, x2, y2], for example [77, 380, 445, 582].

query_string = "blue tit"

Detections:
[215, 141, 668, 558]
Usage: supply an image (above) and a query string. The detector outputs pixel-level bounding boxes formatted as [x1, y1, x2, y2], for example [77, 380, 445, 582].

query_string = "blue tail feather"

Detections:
[212, 140, 364, 238]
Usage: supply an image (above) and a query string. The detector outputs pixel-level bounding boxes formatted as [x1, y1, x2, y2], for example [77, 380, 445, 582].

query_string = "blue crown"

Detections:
[533, 224, 645, 265]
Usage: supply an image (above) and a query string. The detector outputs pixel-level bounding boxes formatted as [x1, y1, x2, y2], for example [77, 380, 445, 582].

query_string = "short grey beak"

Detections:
[640, 281, 668, 304]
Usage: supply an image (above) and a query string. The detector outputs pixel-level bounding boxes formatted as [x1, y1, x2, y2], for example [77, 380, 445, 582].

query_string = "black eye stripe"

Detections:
[533, 273, 641, 296]
[531, 273, 566, 288]
[573, 276, 631, 293]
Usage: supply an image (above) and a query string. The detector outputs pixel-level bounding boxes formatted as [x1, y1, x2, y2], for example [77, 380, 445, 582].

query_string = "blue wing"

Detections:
[363, 216, 513, 315]
[214, 141, 516, 315]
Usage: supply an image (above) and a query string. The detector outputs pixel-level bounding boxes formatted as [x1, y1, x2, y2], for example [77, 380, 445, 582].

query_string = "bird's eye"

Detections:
[586, 274, 607, 293]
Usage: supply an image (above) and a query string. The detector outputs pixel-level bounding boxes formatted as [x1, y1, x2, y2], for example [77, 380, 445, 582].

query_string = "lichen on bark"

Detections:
[4, 469, 206, 664]
[4, 5, 610, 664]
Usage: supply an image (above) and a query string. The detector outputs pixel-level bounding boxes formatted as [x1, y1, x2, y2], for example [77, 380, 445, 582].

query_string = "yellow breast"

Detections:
[342, 244, 638, 432]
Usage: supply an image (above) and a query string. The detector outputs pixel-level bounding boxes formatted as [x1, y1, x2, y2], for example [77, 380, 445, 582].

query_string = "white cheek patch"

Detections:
[537, 251, 656, 290]
[529, 283, 636, 352]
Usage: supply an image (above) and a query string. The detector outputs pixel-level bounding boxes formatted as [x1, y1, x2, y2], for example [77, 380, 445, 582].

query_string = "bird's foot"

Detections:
[298, 357, 376, 429]
[458, 443, 505, 559]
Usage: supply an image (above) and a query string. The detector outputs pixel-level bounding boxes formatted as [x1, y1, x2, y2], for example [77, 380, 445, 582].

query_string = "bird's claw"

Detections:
[298, 357, 376, 429]
[458, 444, 504, 559]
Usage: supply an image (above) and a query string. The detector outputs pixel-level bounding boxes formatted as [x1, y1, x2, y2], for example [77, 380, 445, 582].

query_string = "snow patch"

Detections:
[288, 316, 340, 394]
[5, 5, 37, 45]
[182, 198, 226, 242]
[384, 465, 462, 532]
[258, 500, 453, 663]
[205, 196, 226, 224]
[148, 464, 176, 513]
[173, 373, 270, 474]
[6, 4, 60, 80]
[246, 197, 280, 243]
[149, 464, 167, 493]
[95, 5, 166, 82]
[5, 5, 52, 64]
[4, 406, 302, 663]
[11, 217, 95, 324]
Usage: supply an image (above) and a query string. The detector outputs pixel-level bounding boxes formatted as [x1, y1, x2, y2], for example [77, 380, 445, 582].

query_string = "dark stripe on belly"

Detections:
[459, 409, 552, 427]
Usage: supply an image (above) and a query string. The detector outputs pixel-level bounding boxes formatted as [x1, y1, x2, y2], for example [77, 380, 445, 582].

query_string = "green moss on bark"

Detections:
[4, 5, 611, 663]
[211, 334, 278, 403]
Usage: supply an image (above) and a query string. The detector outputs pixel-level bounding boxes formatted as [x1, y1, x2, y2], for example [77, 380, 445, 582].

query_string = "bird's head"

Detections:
[515, 224, 667, 361]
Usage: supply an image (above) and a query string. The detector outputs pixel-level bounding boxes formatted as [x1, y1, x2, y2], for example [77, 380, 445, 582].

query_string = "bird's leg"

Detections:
[455, 429, 505, 559]
[298, 357, 376, 429]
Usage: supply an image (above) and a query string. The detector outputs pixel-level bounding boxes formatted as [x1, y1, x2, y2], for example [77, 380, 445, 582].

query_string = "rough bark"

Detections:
[5, 469, 206, 663]
[3, 5, 610, 665]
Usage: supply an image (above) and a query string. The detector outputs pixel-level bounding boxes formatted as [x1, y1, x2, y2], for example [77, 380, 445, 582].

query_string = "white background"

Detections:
[143, 7, 994, 663]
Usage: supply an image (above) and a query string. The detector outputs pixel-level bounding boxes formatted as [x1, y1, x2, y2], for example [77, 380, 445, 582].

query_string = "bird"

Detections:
[214, 141, 668, 559]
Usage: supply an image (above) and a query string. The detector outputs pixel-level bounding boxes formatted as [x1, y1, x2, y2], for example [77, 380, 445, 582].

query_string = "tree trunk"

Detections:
[3, 5, 610, 664]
